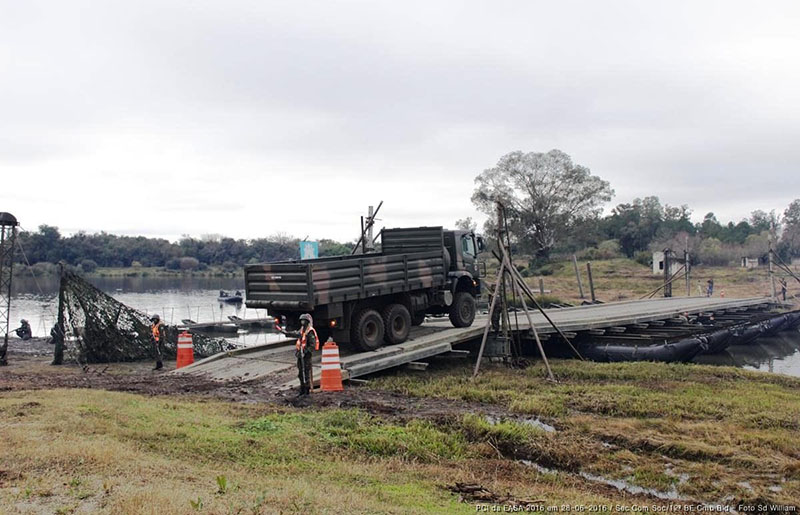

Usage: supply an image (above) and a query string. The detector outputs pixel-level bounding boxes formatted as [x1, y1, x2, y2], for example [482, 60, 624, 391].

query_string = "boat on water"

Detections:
[217, 290, 244, 304]
[227, 315, 274, 329]
[180, 318, 240, 334]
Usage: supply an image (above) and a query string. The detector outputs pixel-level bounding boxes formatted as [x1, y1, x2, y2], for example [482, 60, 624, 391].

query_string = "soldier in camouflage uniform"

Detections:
[280, 313, 319, 395]
[150, 314, 165, 370]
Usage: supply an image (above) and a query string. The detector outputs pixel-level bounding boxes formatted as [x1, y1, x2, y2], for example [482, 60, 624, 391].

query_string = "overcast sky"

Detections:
[2, 1, 799, 242]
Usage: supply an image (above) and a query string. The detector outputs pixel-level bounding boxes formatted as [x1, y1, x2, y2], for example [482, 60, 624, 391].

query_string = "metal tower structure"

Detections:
[0, 212, 19, 366]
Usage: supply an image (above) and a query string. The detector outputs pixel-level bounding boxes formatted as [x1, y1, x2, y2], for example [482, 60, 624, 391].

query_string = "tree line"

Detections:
[16, 227, 353, 271]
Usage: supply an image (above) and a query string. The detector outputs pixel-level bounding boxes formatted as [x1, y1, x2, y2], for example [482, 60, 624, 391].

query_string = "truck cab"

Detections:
[444, 230, 483, 293]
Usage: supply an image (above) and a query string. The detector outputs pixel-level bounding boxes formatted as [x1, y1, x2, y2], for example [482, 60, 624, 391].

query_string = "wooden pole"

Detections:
[572, 254, 585, 299]
[685, 236, 690, 297]
[506, 256, 555, 381]
[472, 261, 505, 378]
[586, 262, 596, 303]
[499, 248, 584, 360]
[538, 278, 545, 296]
[52, 263, 65, 365]
[769, 223, 777, 299]
[663, 249, 672, 298]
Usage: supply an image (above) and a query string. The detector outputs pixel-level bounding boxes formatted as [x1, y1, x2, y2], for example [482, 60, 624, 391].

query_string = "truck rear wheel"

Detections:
[411, 311, 426, 326]
[449, 292, 476, 328]
[351, 308, 385, 351]
[382, 304, 411, 344]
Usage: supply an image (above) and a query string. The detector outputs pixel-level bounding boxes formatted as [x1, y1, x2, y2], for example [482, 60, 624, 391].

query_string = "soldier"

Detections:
[14, 319, 32, 340]
[780, 278, 787, 301]
[150, 314, 165, 370]
[280, 314, 319, 396]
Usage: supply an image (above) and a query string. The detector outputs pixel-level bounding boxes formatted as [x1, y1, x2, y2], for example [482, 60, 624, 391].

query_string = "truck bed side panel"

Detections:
[382, 227, 444, 254]
[245, 251, 445, 310]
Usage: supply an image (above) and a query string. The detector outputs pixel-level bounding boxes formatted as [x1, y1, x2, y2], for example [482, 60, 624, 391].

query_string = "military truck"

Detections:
[244, 226, 484, 350]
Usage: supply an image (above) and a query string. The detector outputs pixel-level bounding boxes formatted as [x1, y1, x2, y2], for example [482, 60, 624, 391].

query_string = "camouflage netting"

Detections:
[60, 271, 230, 363]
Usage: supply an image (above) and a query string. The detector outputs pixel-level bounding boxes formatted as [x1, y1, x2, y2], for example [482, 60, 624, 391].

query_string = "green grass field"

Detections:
[2, 358, 799, 513]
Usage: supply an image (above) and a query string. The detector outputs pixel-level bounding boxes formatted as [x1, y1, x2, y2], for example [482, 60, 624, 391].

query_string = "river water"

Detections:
[5, 276, 800, 376]
[6, 275, 284, 347]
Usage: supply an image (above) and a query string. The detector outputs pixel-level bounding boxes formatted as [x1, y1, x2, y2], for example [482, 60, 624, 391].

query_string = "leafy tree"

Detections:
[319, 239, 352, 257]
[79, 259, 98, 273]
[454, 217, 477, 232]
[749, 209, 779, 233]
[781, 199, 800, 257]
[179, 257, 200, 270]
[472, 149, 613, 259]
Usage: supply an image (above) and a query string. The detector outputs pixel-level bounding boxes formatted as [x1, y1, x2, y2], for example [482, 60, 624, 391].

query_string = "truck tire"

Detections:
[351, 308, 385, 351]
[449, 292, 476, 328]
[382, 304, 411, 344]
[411, 311, 426, 326]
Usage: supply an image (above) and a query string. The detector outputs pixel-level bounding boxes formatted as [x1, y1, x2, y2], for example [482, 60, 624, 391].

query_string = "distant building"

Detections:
[741, 257, 760, 269]
[652, 250, 684, 276]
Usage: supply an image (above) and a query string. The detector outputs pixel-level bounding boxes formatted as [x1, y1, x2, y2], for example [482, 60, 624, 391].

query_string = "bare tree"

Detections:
[472, 149, 613, 259]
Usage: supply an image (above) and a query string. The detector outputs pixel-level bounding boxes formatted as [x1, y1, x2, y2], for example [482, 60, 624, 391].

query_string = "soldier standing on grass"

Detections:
[150, 314, 165, 370]
[277, 313, 319, 396]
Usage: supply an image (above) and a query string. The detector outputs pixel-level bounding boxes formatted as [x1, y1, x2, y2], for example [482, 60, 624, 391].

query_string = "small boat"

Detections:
[180, 318, 239, 334]
[217, 290, 244, 303]
[227, 315, 274, 329]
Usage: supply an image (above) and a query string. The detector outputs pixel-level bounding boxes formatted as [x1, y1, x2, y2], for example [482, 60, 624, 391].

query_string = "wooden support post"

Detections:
[586, 262, 596, 303]
[664, 249, 672, 298]
[506, 255, 555, 382]
[684, 236, 690, 297]
[538, 278, 545, 296]
[769, 225, 777, 299]
[473, 260, 505, 378]
[52, 263, 65, 365]
[502, 249, 584, 361]
[573, 254, 585, 299]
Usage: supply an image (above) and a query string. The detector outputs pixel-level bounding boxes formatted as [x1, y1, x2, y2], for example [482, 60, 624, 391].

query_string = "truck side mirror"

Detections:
[476, 236, 486, 253]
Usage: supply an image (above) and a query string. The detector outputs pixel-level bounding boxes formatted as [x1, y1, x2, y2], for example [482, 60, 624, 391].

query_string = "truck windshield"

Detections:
[462, 235, 476, 257]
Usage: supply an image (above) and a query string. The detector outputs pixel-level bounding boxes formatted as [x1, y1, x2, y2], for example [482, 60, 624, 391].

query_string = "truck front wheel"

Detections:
[449, 292, 476, 328]
[382, 304, 411, 344]
[351, 308, 385, 351]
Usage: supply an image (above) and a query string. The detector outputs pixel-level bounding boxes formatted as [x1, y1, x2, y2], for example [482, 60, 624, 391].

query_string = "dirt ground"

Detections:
[0, 339, 517, 424]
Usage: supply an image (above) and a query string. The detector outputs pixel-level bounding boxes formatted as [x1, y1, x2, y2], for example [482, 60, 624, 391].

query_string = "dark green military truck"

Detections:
[244, 226, 484, 350]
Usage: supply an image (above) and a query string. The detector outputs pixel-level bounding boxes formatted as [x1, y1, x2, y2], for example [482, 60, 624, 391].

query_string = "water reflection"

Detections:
[693, 328, 800, 377]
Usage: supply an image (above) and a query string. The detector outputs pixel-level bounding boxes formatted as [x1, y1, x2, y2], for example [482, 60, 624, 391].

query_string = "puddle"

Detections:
[664, 466, 690, 485]
[518, 460, 680, 500]
[519, 459, 557, 475]
[486, 415, 556, 433]
[579, 471, 680, 500]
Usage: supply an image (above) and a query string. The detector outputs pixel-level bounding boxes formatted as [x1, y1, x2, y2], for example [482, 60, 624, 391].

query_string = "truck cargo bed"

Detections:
[245, 227, 447, 311]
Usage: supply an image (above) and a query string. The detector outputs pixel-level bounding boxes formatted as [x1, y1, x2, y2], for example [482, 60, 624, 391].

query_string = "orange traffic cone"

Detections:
[176, 331, 194, 369]
[320, 338, 344, 392]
